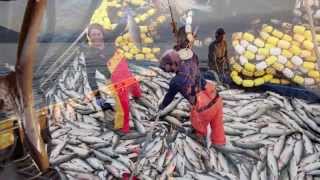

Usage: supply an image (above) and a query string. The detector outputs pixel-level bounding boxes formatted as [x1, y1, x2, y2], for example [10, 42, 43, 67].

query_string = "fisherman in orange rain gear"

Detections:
[84, 23, 141, 133]
[158, 27, 226, 146]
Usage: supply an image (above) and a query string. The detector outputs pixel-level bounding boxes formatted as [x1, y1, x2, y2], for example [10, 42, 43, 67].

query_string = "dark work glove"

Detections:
[96, 97, 114, 111]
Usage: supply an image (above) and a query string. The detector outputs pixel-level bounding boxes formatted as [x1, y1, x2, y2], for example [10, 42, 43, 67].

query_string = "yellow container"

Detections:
[243, 32, 255, 42]
[125, 52, 134, 59]
[293, 25, 306, 34]
[242, 69, 254, 77]
[232, 75, 243, 85]
[303, 62, 316, 70]
[289, 46, 301, 56]
[278, 40, 290, 49]
[254, 78, 265, 86]
[258, 48, 269, 56]
[267, 36, 279, 46]
[242, 80, 254, 87]
[293, 75, 304, 85]
[272, 29, 284, 39]
[254, 38, 265, 48]
[115, 37, 123, 47]
[152, 48, 161, 54]
[128, 42, 136, 49]
[263, 74, 273, 82]
[142, 47, 152, 54]
[145, 53, 155, 60]
[282, 49, 293, 58]
[270, 78, 281, 84]
[135, 53, 145, 60]
[282, 34, 293, 42]
[233, 63, 243, 72]
[303, 41, 314, 51]
[232, 32, 243, 40]
[281, 79, 290, 85]
[305, 55, 317, 62]
[293, 34, 305, 43]
[272, 62, 285, 71]
[254, 70, 265, 77]
[244, 63, 256, 72]
[266, 56, 277, 65]
[244, 51, 255, 60]
[260, 31, 270, 40]
[308, 70, 320, 78]
[266, 67, 276, 75]
[300, 50, 312, 58]
[262, 25, 273, 33]
[247, 44, 258, 53]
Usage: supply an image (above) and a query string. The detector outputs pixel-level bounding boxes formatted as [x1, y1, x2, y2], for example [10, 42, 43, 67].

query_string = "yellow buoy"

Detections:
[232, 63, 243, 72]
[152, 48, 161, 54]
[230, 71, 238, 77]
[254, 78, 265, 86]
[304, 30, 312, 40]
[278, 40, 290, 49]
[258, 48, 269, 56]
[242, 80, 254, 87]
[292, 75, 304, 85]
[272, 29, 284, 39]
[300, 50, 312, 58]
[263, 74, 273, 82]
[293, 25, 306, 34]
[289, 46, 301, 56]
[243, 32, 255, 42]
[265, 56, 277, 66]
[272, 62, 285, 71]
[130, 48, 140, 55]
[270, 78, 281, 84]
[308, 70, 320, 78]
[302, 41, 314, 51]
[260, 31, 270, 40]
[135, 53, 145, 60]
[282, 34, 293, 42]
[293, 34, 305, 43]
[267, 36, 279, 46]
[281, 49, 293, 58]
[305, 55, 317, 62]
[125, 52, 133, 59]
[254, 70, 265, 77]
[303, 62, 316, 70]
[142, 47, 152, 54]
[242, 69, 254, 77]
[232, 75, 243, 85]
[262, 25, 273, 33]
[254, 38, 265, 48]
[244, 51, 255, 60]
[244, 63, 256, 72]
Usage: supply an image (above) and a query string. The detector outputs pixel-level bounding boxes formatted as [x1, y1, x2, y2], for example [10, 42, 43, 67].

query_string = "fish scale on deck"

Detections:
[45, 54, 320, 180]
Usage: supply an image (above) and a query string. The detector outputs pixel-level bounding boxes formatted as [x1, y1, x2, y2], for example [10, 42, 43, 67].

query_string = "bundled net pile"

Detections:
[90, 0, 165, 62]
[230, 23, 320, 89]
[45, 53, 320, 180]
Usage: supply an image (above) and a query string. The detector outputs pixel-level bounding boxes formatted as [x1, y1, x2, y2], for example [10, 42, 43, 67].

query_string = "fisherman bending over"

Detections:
[159, 26, 226, 146]
[82, 23, 114, 111]
[208, 28, 230, 83]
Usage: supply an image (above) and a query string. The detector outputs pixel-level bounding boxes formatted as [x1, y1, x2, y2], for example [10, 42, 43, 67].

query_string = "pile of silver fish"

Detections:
[45, 52, 320, 180]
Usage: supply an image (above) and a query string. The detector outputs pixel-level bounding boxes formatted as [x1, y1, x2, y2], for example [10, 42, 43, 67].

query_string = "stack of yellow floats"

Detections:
[231, 24, 320, 88]
[90, 0, 167, 61]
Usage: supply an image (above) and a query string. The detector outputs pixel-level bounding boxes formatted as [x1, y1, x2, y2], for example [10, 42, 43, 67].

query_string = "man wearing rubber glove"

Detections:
[158, 27, 226, 146]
